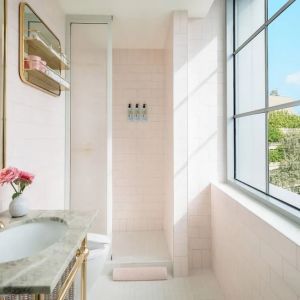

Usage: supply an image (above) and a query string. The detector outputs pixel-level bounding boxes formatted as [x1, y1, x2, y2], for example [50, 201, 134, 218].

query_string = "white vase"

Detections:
[9, 195, 29, 218]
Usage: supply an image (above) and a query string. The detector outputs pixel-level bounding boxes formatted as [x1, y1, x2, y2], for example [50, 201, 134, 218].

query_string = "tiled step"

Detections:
[103, 259, 173, 276]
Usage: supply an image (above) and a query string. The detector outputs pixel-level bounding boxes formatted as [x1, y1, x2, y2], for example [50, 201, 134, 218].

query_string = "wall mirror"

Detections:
[0, 0, 6, 168]
[19, 3, 70, 96]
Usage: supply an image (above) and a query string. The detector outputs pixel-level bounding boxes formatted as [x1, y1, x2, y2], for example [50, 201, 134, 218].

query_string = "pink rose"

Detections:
[18, 170, 35, 184]
[0, 167, 20, 185]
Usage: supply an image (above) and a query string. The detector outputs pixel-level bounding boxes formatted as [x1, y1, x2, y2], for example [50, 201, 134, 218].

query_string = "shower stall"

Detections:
[65, 16, 172, 278]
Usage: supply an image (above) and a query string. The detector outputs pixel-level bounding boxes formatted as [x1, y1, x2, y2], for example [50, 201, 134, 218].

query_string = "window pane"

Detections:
[236, 114, 266, 192]
[269, 107, 300, 208]
[235, 0, 265, 47]
[268, 1, 300, 107]
[268, 0, 288, 18]
[236, 32, 265, 114]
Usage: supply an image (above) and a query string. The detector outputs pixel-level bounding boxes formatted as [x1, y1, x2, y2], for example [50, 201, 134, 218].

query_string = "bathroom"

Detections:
[0, 0, 300, 299]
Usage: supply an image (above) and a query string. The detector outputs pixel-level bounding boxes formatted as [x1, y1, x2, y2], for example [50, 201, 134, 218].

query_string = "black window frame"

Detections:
[227, 0, 300, 218]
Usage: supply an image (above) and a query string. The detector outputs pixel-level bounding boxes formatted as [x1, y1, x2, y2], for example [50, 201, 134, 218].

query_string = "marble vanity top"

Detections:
[0, 210, 97, 294]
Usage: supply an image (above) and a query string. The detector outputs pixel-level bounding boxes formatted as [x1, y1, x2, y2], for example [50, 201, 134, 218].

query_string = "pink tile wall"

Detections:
[212, 184, 300, 300]
[0, 0, 66, 211]
[112, 49, 166, 232]
[187, 0, 225, 270]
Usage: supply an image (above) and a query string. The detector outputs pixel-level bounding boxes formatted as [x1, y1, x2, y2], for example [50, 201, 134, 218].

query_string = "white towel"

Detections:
[113, 267, 168, 281]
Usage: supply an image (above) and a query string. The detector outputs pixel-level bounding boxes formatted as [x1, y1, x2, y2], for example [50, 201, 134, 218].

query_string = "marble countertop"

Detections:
[0, 210, 97, 295]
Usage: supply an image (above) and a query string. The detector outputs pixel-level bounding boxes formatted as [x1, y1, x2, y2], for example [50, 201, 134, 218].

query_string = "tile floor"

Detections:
[88, 269, 225, 300]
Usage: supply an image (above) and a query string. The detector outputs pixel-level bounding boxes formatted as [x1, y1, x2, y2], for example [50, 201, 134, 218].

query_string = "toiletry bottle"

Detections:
[128, 103, 133, 121]
[141, 104, 147, 121]
[135, 103, 140, 121]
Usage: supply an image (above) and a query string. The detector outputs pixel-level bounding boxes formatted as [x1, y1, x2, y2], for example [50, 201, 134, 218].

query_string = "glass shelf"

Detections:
[25, 32, 70, 71]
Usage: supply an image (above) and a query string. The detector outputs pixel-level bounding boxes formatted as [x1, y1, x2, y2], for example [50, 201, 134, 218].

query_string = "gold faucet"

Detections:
[0, 220, 5, 229]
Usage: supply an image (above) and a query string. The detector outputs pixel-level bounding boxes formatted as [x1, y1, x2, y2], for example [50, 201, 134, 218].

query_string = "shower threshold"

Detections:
[111, 231, 172, 272]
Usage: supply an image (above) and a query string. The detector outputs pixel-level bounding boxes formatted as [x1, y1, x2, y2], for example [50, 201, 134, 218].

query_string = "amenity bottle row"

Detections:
[128, 103, 148, 121]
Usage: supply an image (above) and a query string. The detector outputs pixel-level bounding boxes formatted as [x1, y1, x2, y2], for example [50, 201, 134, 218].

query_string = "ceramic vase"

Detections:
[9, 195, 29, 218]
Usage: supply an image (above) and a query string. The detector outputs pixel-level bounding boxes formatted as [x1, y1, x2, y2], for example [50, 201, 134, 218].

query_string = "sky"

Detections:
[268, 0, 300, 113]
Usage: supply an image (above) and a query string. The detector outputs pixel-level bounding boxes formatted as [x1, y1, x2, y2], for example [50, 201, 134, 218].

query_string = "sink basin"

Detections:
[0, 220, 67, 264]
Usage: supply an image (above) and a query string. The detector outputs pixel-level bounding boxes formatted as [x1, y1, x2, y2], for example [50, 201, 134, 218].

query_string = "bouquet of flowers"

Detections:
[0, 167, 34, 199]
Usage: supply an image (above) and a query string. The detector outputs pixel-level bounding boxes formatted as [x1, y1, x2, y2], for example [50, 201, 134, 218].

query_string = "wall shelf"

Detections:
[19, 3, 70, 96]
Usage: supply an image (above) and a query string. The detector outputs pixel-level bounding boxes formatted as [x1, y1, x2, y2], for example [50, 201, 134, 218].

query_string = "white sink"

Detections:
[0, 220, 67, 264]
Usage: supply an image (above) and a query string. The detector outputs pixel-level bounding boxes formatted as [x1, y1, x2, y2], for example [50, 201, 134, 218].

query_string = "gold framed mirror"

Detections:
[19, 2, 70, 96]
[0, 0, 6, 168]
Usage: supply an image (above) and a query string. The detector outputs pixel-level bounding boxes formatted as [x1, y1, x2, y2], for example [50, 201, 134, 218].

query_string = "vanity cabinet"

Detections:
[0, 238, 88, 300]
[0, 211, 95, 300]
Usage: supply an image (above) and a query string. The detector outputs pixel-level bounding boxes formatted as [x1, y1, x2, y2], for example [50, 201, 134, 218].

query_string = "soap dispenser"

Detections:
[134, 103, 140, 121]
[141, 103, 147, 121]
[128, 103, 134, 121]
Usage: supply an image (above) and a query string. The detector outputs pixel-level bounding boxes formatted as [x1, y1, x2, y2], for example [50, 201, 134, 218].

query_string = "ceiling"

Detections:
[58, 0, 215, 49]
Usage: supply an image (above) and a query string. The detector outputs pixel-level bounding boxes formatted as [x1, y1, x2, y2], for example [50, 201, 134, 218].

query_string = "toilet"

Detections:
[87, 233, 111, 289]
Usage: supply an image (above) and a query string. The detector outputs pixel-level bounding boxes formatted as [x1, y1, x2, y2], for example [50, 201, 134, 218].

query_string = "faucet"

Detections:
[0, 220, 5, 229]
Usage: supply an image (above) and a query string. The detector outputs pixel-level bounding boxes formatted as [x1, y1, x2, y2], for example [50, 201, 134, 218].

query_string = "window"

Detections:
[228, 0, 300, 210]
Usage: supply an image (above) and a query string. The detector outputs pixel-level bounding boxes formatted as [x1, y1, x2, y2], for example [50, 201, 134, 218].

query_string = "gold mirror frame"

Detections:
[0, 0, 6, 168]
[19, 2, 63, 96]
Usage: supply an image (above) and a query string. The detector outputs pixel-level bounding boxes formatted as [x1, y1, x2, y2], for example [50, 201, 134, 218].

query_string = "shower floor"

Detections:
[112, 231, 171, 265]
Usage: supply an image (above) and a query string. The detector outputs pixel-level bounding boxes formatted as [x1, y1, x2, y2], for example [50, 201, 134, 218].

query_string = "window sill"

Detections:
[212, 181, 300, 246]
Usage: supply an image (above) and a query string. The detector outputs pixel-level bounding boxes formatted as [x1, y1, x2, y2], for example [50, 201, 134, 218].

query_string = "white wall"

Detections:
[1, 0, 66, 211]
[212, 184, 300, 300]
[112, 49, 166, 232]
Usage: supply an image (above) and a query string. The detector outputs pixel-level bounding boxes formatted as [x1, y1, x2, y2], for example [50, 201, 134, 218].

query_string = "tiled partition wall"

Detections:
[212, 184, 300, 300]
[163, 0, 225, 275]
[187, 0, 225, 270]
[112, 49, 166, 232]
[0, 0, 66, 211]
[171, 11, 189, 277]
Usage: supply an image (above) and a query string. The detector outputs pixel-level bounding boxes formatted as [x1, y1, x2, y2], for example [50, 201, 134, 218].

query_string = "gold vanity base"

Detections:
[1, 237, 88, 300]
